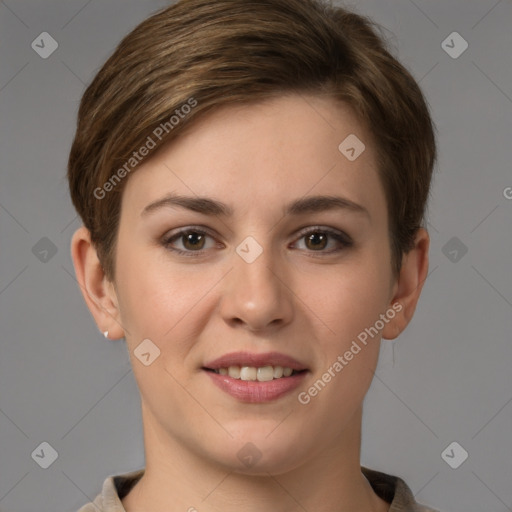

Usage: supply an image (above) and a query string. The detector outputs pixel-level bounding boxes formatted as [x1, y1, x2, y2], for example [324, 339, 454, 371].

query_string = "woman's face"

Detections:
[111, 94, 399, 473]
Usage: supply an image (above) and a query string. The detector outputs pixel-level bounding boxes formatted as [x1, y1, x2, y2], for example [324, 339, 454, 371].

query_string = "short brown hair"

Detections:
[68, 0, 436, 281]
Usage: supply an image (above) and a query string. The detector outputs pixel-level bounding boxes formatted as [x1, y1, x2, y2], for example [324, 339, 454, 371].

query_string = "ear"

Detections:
[382, 227, 430, 340]
[70, 226, 125, 339]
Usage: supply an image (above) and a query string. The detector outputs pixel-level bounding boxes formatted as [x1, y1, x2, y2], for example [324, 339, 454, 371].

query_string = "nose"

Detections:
[219, 242, 294, 333]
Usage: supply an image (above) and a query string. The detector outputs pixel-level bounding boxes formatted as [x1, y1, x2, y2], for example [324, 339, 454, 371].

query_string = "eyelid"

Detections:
[161, 226, 221, 252]
[162, 225, 217, 240]
[293, 225, 352, 242]
[290, 225, 353, 252]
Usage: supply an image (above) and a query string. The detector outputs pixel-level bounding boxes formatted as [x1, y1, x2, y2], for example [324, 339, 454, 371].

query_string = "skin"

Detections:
[71, 93, 429, 512]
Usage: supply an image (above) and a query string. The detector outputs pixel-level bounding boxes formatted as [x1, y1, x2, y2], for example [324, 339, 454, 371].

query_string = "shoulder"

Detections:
[76, 469, 145, 512]
[362, 466, 440, 512]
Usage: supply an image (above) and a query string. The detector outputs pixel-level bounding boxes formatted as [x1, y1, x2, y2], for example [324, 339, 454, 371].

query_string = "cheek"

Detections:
[309, 254, 392, 342]
[298, 260, 389, 423]
[114, 243, 225, 352]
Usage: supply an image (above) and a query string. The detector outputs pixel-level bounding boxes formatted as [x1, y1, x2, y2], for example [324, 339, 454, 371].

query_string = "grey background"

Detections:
[1, 1, 511, 511]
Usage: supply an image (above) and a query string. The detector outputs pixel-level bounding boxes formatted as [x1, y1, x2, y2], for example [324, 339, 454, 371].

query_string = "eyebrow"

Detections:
[141, 193, 370, 219]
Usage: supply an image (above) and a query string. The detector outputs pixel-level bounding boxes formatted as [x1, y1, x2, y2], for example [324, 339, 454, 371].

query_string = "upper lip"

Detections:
[203, 351, 308, 371]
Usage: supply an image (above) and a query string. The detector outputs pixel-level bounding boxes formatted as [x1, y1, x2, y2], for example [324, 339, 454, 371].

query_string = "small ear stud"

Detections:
[103, 330, 109, 339]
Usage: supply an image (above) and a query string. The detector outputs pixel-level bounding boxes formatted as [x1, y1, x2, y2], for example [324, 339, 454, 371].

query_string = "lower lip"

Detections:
[204, 370, 308, 403]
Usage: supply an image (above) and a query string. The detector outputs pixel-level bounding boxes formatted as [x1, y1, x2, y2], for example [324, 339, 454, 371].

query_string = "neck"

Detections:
[122, 405, 389, 512]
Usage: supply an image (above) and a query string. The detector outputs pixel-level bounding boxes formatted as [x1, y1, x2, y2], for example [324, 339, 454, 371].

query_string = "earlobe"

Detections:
[382, 228, 430, 340]
[70, 226, 125, 340]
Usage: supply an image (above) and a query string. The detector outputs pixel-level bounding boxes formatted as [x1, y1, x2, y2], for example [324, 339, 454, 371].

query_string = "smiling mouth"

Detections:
[203, 365, 307, 382]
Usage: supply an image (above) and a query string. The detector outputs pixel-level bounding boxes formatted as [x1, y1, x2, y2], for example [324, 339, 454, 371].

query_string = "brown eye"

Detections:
[304, 232, 328, 250]
[182, 232, 206, 250]
[162, 228, 218, 256]
[293, 227, 353, 254]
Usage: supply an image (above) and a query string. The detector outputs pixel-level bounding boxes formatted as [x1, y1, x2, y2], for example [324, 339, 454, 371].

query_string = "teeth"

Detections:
[240, 366, 257, 381]
[273, 366, 283, 378]
[256, 366, 274, 382]
[228, 366, 240, 379]
[214, 365, 298, 381]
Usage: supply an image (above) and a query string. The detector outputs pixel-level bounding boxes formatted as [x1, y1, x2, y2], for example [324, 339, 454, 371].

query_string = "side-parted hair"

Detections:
[67, 0, 436, 281]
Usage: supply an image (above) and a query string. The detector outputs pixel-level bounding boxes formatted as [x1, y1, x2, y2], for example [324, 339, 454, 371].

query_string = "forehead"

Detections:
[120, 94, 386, 224]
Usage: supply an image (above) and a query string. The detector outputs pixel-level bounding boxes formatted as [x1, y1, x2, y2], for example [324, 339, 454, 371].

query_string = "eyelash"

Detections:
[161, 225, 353, 258]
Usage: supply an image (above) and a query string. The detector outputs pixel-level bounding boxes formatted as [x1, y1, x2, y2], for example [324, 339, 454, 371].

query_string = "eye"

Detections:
[292, 227, 352, 254]
[161, 225, 352, 258]
[162, 227, 218, 256]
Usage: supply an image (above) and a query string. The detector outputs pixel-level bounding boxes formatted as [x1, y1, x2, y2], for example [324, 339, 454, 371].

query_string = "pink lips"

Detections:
[203, 351, 307, 371]
[203, 351, 309, 403]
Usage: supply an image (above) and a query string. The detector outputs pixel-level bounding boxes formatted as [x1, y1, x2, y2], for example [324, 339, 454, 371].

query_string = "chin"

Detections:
[204, 426, 312, 476]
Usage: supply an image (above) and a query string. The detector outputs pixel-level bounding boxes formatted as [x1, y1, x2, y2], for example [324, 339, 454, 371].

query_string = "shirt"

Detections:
[77, 466, 439, 511]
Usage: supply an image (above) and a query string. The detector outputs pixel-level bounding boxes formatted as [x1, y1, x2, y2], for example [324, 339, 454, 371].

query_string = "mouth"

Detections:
[203, 365, 306, 381]
[202, 351, 309, 403]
